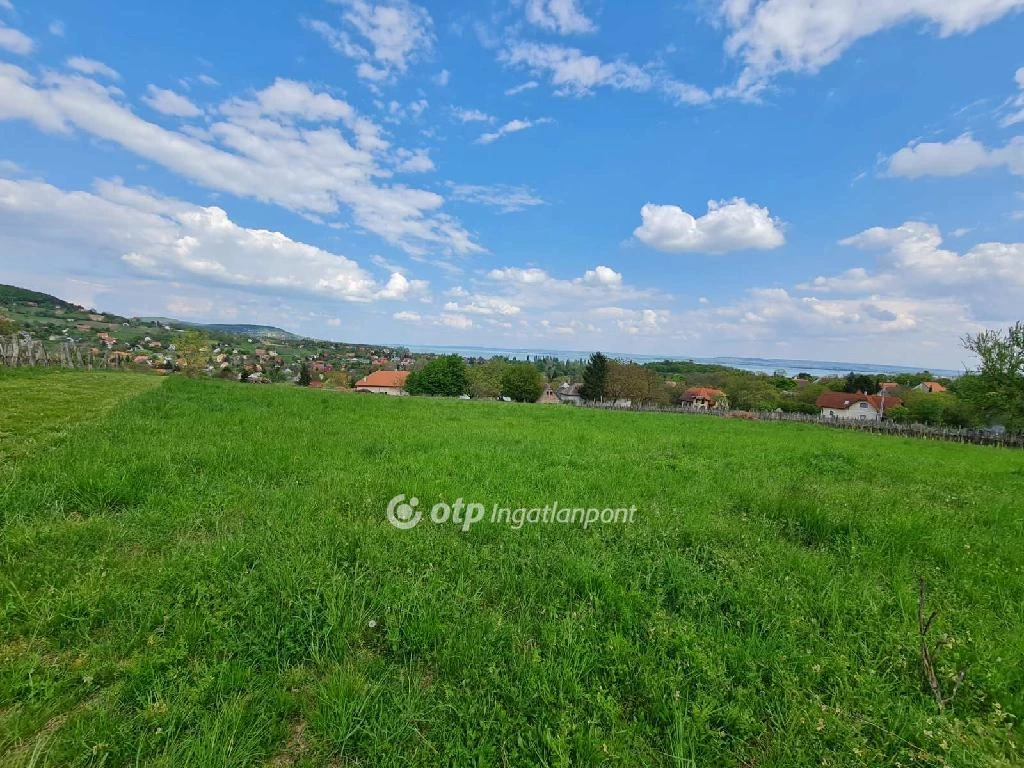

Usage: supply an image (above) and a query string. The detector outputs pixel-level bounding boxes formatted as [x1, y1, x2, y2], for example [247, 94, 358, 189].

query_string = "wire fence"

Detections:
[577, 401, 1023, 448]
[5, 333, 1020, 448]
[0, 335, 135, 370]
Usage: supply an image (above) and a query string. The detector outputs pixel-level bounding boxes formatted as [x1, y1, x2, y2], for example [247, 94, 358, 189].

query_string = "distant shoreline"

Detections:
[405, 344, 961, 379]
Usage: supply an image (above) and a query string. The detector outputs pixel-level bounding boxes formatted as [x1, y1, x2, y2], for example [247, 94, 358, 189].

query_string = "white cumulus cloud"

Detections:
[522, 0, 596, 35]
[499, 41, 710, 105]
[885, 133, 1024, 178]
[476, 117, 551, 144]
[305, 0, 434, 84]
[505, 80, 539, 96]
[634, 198, 785, 254]
[66, 56, 121, 80]
[451, 106, 494, 123]
[0, 66, 481, 256]
[440, 313, 473, 329]
[0, 22, 32, 55]
[0, 175, 429, 305]
[142, 85, 202, 117]
[719, 0, 1024, 97]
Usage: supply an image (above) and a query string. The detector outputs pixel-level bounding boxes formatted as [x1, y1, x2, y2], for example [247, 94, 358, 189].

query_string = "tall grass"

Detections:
[1, 374, 1021, 766]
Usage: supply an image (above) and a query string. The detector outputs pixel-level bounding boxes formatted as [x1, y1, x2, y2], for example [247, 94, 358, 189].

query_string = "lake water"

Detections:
[405, 345, 961, 378]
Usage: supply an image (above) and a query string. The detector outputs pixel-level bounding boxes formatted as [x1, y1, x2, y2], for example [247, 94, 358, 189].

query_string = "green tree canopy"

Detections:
[177, 330, 213, 377]
[405, 355, 470, 397]
[605, 360, 662, 404]
[843, 372, 878, 394]
[467, 358, 509, 399]
[960, 323, 1024, 431]
[722, 375, 782, 411]
[500, 363, 543, 403]
[580, 352, 609, 401]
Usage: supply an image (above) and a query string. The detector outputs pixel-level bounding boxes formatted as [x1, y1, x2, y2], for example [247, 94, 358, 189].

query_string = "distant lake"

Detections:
[405, 344, 961, 379]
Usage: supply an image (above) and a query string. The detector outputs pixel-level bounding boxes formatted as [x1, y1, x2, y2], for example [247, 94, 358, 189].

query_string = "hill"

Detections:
[190, 322, 302, 340]
[3, 284, 301, 342]
[0, 283, 79, 311]
[1, 372, 1020, 766]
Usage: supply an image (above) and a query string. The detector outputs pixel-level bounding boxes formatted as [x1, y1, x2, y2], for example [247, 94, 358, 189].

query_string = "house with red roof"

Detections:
[914, 381, 947, 394]
[816, 391, 902, 421]
[355, 370, 410, 396]
[681, 387, 729, 410]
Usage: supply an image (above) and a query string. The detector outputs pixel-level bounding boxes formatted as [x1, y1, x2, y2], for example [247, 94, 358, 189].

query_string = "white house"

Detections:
[355, 370, 410, 396]
[816, 392, 902, 420]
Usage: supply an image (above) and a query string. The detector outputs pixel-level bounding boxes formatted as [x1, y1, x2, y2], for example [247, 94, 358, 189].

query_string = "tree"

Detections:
[0, 316, 18, 336]
[961, 322, 1024, 430]
[580, 352, 609, 401]
[904, 391, 944, 425]
[177, 330, 212, 377]
[769, 373, 797, 391]
[297, 362, 312, 386]
[322, 371, 350, 389]
[405, 355, 470, 397]
[723, 375, 782, 411]
[887, 405, 910, 423]
[938, 396, 979, 428]
[843, 372, 878, 394]
[501, 363, 543, 403]
[467, 358, 509, 399]
[605, 360, 661, 405]
[794, 382, 828, 408]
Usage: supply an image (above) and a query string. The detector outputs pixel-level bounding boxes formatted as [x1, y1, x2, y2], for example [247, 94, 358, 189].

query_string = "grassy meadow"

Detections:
[0, 371, 1022, 767]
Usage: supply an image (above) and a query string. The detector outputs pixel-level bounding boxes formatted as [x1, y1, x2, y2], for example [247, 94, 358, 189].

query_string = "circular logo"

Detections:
[386, 494, 421, 529]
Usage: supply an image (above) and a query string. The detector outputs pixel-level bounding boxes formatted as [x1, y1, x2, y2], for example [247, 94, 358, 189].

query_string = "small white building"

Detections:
[816, 392, 902, 420]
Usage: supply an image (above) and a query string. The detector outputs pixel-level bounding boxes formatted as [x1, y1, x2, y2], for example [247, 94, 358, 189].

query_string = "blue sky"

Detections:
[1, 0, 1022, 369]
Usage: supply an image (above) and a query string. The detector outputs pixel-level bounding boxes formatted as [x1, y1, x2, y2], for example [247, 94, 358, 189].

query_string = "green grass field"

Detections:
[1, 372, 1021, 767]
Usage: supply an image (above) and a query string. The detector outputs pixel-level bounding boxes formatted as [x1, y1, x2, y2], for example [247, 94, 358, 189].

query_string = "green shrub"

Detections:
[500, 363, 543, 403]
[405, 355, 470, 397]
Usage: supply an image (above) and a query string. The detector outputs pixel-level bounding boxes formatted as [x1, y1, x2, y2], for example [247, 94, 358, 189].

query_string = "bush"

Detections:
[467, 358, 509, 399]
[886, 405, 910, 423]
[405, 355, 470, 397]
[723, 375, 782, 411]
[501, 363, 543, 403]
[904, 392, 944, 425]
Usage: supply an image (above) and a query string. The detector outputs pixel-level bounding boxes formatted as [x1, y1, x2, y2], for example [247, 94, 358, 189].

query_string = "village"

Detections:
[2, 283, 1017, 448]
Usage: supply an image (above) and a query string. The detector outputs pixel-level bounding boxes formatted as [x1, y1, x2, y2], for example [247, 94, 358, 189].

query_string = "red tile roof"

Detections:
[920, 381, 947, 393]
[816, 392, 902, 412]
[683, 387, 726, 400]
[355, 370, 410, 388]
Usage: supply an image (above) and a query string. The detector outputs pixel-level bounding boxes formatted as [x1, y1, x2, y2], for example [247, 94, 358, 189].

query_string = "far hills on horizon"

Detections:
[0, 283, 298, 342]
[0, 283, 960, 377]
